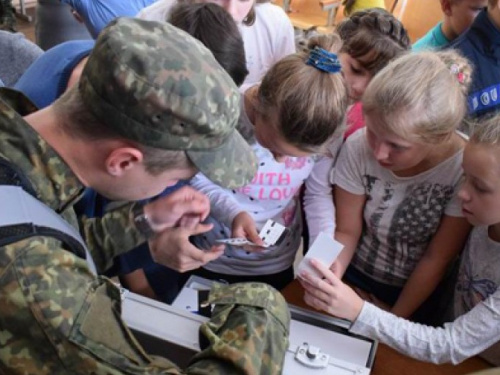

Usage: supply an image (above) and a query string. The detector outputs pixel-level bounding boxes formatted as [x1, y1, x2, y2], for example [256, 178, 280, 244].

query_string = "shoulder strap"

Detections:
[0, 185, 97, 274]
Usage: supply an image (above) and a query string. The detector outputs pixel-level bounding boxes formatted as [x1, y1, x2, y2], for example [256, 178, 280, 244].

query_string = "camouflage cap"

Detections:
[79, 17, 256, 189]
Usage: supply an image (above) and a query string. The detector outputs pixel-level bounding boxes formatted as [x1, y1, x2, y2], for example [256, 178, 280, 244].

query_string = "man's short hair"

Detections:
[53, 87, 194, 175]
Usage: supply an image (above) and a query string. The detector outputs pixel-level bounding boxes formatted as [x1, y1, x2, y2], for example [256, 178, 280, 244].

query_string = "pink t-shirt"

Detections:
[344, 102, 365, 139]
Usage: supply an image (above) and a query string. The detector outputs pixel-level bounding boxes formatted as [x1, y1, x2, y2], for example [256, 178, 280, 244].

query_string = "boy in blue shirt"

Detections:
[449, 0, 500, 118]
[413, 0, 486, 51]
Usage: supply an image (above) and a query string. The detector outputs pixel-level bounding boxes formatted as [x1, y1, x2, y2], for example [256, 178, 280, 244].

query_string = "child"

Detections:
[299, 113, 500, 366]
[342, 0, 386, 16]
[413, 0, 487, 52]
[138, 0, 296, 92]
[336, 8, 411, 138]
[188, 34, 348, 290]
[331, 50, 473, 321]
[448, 0, 500, 118]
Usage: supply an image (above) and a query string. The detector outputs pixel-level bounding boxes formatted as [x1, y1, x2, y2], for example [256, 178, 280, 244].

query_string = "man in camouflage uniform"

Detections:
[0, 17, 290, 374]
[0, 0, 15, 31]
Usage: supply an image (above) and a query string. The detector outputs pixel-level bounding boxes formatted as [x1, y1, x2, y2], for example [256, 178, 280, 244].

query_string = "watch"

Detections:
[130, 203, 156, 238]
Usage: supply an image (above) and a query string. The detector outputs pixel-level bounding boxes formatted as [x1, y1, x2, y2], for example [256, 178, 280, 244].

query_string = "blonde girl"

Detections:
[300, 113, 500, 366]
[331, 50, 473, 321]
[188, 34, 348, 290]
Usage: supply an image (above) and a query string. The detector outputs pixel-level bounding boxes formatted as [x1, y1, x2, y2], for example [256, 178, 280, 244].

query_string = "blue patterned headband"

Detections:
[306, 47, 342, 74]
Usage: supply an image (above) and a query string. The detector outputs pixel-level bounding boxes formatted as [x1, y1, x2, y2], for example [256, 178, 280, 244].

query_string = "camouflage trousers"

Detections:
[0, 0, 16, 32]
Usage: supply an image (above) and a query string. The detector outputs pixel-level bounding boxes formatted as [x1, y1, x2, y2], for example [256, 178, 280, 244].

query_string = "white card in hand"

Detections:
[258, 220, 286, 247]
[297, 232, 344, 278]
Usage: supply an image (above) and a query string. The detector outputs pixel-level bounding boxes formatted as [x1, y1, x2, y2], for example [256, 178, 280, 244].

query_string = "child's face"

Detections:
[339, 53, 372, 103]
[458, 143, 500, 226]
[365, 115, 434, 175]
[204, 0, 254, 23]
[254, 115, 312, 162]
[446, 0, 486, 36]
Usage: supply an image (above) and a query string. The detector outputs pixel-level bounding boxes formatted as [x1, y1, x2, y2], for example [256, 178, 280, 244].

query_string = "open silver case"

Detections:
[122, 276, 378, 374]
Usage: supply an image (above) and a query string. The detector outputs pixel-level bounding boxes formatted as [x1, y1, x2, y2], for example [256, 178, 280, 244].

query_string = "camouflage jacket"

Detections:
[0, 90, 290, 374]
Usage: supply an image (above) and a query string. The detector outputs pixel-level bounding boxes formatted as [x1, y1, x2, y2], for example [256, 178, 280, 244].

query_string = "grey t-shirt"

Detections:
[334, 129, 464, 286]
[0, 31, 42, 86]
[350, 225, 500, 365]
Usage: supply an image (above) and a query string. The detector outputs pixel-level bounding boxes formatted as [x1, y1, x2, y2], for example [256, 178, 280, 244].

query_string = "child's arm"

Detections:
[300, 259, 500, 365]
[190, 174, 264, 246]
[190, 173, 244, 228]
[303, 156, 336, 243]
[391, 215, 472, 318]
[332, 186, 367, 278]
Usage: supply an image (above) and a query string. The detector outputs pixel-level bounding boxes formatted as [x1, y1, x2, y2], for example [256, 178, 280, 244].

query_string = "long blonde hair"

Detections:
[362, 50, 473, 144]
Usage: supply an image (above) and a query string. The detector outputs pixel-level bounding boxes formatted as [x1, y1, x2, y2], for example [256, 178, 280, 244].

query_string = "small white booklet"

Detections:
[297, 232, 344, 278]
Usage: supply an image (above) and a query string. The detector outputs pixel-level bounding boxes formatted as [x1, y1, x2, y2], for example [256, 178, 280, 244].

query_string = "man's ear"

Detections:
[441, 0, 453, 16]
[105, 147, 144, 176]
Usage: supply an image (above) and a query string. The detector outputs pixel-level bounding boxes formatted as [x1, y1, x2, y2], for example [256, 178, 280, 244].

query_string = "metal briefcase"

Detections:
[122, 276, 377, 374]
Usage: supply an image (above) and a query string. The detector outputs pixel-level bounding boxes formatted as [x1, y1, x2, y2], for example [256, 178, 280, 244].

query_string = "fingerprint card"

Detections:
[297, 232, 344, 278]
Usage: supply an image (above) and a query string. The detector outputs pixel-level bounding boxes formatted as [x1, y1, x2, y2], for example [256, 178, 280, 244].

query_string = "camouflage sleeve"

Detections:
[188, 282, 290, 374]
[1, 237, 289, 374]
[80, 202, 146, 273]
[0, 237, 185, 374]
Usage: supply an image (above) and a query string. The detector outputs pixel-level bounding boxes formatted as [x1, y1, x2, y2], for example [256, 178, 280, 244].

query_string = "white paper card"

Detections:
[258, 219, 286, 246]
[297, 232, 344, 278]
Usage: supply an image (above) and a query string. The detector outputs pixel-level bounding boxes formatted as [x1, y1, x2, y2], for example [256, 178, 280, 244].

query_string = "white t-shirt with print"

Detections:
[137, 1, 295, 92]
[190, 101, 339, 276]
[334, 129, 464, 287]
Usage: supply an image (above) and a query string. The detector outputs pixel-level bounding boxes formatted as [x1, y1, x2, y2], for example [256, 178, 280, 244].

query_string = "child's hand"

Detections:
[329, 260, 343, 278]
[299, 258, 364, 321]
[232, 212, 265, 250]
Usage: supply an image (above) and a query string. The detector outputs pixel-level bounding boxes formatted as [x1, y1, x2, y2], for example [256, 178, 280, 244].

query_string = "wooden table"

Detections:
[281, 280, 493, 375]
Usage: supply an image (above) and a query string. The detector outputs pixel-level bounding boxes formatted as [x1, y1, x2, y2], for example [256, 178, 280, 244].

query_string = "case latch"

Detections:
[295, 342, 330, 368]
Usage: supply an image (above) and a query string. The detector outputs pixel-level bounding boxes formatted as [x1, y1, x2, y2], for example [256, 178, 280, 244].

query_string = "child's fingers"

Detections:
[232, 225, 246, 238]
[246, 227, 264, 246]
[309, 258, 340, 286]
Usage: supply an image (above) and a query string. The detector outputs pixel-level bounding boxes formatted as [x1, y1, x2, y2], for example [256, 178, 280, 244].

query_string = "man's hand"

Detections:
[149, 223, 224, 272]
[232, 211, 265, 249]
[144, 186, 210, 233]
